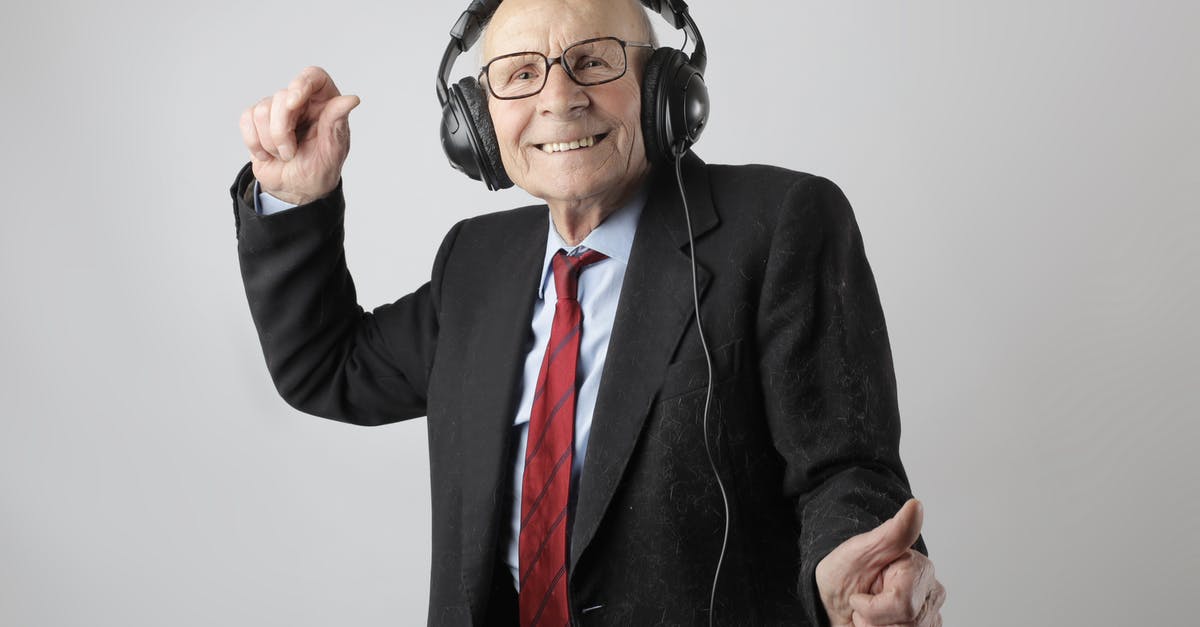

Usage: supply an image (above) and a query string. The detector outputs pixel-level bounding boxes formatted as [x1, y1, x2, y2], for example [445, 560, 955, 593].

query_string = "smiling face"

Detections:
[482, 0, 653, 213]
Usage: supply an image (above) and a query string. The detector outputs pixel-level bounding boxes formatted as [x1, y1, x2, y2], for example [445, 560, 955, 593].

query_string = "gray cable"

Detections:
[673, 150, 729, 627]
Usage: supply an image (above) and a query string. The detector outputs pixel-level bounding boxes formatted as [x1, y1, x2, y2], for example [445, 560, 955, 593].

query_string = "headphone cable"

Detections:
[673, 149, 730, 627]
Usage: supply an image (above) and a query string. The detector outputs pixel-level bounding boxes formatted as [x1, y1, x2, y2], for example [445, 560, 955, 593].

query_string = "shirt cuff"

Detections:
[254, 180, 300, 216]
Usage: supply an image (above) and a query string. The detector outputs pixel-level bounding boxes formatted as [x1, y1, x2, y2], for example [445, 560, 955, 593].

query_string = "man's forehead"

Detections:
[483, 0, 646, 57]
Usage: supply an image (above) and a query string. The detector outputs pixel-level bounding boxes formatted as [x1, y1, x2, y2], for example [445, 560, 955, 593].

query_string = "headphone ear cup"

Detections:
[640, 47, 684, 165]
[451, 77, 513, 190]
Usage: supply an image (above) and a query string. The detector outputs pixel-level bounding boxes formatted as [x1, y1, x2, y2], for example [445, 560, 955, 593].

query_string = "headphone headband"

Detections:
[639, 0, 706, 71]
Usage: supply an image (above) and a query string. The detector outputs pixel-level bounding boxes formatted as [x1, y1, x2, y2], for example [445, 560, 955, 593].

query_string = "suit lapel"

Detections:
[570, 152, 718, 570]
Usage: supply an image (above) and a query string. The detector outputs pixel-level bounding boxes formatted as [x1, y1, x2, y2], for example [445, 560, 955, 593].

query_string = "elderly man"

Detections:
[232, 0, 945, 625]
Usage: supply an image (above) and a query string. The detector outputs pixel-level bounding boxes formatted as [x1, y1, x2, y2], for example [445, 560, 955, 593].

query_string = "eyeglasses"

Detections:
[479, 36, 655, 100]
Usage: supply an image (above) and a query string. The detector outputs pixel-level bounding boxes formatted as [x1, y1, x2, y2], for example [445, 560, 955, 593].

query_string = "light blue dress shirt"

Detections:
[254, 182, 646, 591]
[254, 181, 299, 216]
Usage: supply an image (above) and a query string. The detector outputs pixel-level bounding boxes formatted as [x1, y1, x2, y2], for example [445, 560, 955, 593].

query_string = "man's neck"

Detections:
[546, 171, 651, 246]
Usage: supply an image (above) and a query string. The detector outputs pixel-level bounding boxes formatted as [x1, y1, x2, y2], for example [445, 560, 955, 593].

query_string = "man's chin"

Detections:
[532, 182, 605, 205]
[517, 168, 609, 201]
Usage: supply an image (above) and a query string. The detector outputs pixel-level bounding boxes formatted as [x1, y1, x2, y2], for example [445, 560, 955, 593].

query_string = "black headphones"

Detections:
[436, 0, 709, 190]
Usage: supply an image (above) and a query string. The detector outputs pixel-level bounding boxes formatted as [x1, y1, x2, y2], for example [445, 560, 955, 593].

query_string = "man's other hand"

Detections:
[815, 499, 946, 627]
[238, 66, 361, 206]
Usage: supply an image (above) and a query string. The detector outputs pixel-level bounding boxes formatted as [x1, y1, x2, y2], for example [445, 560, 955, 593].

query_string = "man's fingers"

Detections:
[261, 67, 348, 161]
[909, 581, 944, 627]
[849, 588, 920, 625]
[269, 88, 297, 161]
[251, 96, 280, 160]
[847, 559, 924, 625]
[848, 556, 943, 627]
[928, 579, 946, 615]
[239, 107, 271, 162]
[288, 66, 338, 109]
[867, 579, 944, 627]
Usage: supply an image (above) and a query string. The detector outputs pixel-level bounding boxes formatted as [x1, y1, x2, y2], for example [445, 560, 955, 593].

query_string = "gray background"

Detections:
[2, 0, 1196, 624]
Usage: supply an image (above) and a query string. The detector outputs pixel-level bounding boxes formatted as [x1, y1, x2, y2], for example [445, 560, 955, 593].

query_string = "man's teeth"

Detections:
[540, 136, 597, 153]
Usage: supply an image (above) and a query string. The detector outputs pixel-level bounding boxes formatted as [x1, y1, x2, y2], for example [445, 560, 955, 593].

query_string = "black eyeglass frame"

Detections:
[478, 36, 656, 100]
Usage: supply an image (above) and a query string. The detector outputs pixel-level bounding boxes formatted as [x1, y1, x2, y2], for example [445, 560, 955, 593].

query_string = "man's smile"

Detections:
[536, 132, 610, 153]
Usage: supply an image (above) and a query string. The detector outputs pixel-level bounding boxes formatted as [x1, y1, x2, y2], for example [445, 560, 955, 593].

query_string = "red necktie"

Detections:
[519, 249, 608, 627]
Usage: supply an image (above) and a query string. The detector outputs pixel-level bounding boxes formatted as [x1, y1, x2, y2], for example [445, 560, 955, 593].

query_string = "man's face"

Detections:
[482, 0, 652, 210]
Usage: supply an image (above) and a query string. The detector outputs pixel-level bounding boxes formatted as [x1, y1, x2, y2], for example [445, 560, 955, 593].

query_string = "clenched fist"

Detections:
[816, 499, 946, 627]
[238, 66, 362, 206]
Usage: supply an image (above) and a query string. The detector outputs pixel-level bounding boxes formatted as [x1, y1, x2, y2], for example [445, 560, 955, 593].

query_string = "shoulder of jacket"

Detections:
[449, 202, 546, 241]
[705, 161, 821, 193]
[703, 162, 851, 226]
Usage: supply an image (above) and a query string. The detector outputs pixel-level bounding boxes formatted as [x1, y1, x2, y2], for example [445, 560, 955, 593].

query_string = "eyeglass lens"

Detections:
[486, 38, 628, 99]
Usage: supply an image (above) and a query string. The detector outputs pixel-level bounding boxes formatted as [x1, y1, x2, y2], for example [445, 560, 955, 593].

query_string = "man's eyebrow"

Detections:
[484, 33, 640, 59]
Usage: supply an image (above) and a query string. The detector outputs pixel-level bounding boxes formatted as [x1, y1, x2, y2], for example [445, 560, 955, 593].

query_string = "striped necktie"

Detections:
[519, 248, 608, 627]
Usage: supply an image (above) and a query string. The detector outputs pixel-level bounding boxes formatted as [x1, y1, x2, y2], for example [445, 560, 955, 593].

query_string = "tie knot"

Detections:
[551, 249, 608, 301]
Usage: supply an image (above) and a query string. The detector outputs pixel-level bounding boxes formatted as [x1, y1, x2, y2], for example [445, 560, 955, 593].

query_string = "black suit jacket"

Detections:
[230, 152, 925, 626]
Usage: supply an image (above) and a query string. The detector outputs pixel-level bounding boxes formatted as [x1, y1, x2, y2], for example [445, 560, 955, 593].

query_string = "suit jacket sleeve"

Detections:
[755, 174, 927, 626]
[229, 162, 461, 426]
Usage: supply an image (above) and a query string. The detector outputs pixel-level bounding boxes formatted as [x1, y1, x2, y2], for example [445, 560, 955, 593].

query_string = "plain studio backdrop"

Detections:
[1, 0, 1196, 625]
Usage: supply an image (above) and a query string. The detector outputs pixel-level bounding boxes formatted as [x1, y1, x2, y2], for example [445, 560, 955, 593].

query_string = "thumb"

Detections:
[321, 94, 361, 146]
[849, 498, 924, 571]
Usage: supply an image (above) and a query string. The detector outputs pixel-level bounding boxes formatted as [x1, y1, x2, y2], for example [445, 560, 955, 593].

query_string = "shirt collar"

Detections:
[537, 184, 647, 299]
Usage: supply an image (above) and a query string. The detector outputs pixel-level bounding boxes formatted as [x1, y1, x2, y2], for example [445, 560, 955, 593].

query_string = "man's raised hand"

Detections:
[815, 499, 946, 627]
[238, 66, 362, 206]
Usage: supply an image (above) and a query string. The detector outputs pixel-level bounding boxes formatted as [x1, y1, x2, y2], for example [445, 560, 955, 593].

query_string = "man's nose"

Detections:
[537, 63, 588, 118]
